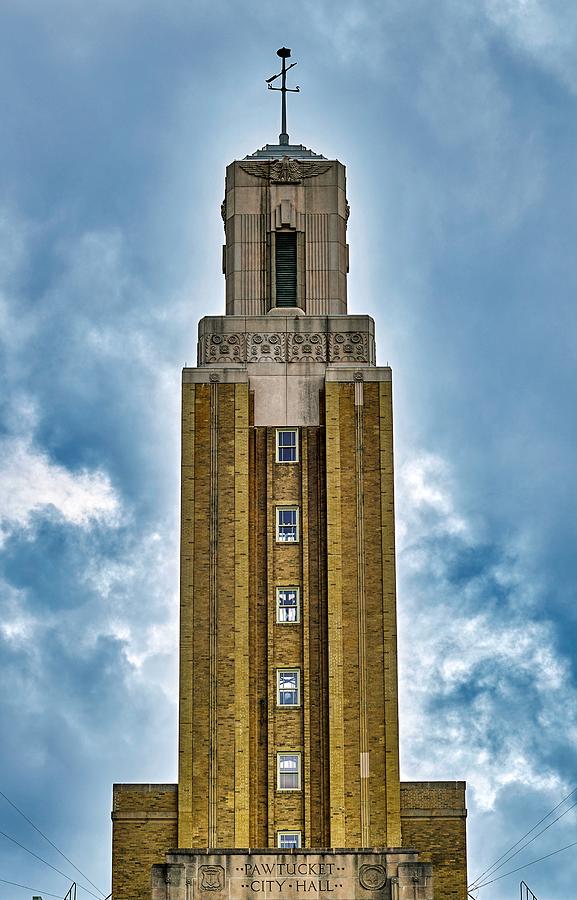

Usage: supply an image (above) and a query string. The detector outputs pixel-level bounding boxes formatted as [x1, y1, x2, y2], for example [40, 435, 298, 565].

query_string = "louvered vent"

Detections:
[275, 232, 297, 307]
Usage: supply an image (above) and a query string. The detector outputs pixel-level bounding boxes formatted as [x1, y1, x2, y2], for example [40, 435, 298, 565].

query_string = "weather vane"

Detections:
[266, 47, 300, 146]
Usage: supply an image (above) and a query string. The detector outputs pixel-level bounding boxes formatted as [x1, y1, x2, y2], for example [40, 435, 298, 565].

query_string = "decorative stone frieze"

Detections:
[287, 332, 327, 362]
[246, 332, 286, 363]
[199, 333, 246, 364]
[196, 326, 374, 366]
[328, 331, 371, 363]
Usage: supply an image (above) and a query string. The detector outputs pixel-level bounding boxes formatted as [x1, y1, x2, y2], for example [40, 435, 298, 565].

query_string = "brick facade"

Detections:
[111, 143, 468, 900]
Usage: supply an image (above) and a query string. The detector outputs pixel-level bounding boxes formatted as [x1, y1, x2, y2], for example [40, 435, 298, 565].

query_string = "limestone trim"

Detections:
[112, 811, 178, 821]
[401, 808, 468, 818]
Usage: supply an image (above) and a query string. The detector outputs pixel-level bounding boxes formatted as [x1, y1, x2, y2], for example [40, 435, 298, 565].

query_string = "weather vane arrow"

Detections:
[266, 47, 300, 146]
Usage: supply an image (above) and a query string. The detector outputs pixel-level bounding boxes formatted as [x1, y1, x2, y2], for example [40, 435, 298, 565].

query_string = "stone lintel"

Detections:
[400, 808, 468, 819]
[325, 366, 391, 382]
[182, 368, 249, 384]
[111, 811, 178, 821]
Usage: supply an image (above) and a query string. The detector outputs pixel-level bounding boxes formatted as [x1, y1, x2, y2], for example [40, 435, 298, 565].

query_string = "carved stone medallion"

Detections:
[200, 333, 245, 365]
[199, 865, 225, 892]
[287, 332, 327, 362]
[358, 864, 387, 891]
[246, 332, 286, 363]
[328, 332, 370, 363]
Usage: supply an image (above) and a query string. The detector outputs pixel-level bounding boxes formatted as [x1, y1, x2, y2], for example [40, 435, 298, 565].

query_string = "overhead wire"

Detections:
[0, 829, 102, 900]
[470, 794, 577, 888]
[0, 788, 106, 897]
[473, 837, 577, 890]
[469, 785, 577, 889]
[0, 875, 64, 898]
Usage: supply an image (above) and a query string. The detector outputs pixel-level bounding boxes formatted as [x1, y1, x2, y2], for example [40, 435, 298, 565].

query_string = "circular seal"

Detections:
[359, 864, 387, 891]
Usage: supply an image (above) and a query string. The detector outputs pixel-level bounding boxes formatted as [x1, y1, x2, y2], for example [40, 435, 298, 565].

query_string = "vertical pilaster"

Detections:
[379, 381, 401, 845]
[354, 377, 370, 846]
[208, 381, 219, 846]
[325, 384, 346, 845]
[234, 385, 250, 844]
[301, 430, 312, 845]
[265, 430, 276, 845]
[178, 384, 195, 847]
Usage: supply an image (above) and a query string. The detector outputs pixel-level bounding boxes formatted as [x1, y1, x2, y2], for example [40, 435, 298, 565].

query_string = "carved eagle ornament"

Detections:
[239, 157, 332, 183]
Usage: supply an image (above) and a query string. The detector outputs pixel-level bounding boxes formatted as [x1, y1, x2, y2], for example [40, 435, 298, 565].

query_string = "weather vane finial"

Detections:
[266, 47, 300, 146]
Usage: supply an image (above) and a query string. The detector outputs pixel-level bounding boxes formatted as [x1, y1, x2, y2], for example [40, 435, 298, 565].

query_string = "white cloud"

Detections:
[396, 452, 576, 811]
[0, 435, 120, 542]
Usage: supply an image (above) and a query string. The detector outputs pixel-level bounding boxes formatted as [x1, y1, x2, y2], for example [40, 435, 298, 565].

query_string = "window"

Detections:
[276, 428, 299, 463]
[277, 831, 302, 849]
[277, 669, 301, 707]
[277, 752, 301, 791]
[276, 506, 299, 543]
[275, 232, 297, 307]
[276, 587, 300, 624]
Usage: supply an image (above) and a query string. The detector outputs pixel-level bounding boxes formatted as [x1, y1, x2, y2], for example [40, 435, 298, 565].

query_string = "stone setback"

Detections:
[400, 782, 468, 900]
[152, 849, 433, 900]
[111, 784, 177, 900]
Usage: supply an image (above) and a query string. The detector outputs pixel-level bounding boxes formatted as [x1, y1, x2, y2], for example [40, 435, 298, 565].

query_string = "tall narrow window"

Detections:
[276, 428, 299, 463]
[276, 587, 300, 623]
[276, 507, 299, 543]
[277, 752, 301, 791]
[275, 232, 297, 307]
[277, 669, 301, 706]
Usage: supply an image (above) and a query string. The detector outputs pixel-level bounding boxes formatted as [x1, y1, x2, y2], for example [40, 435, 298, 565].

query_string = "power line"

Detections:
[0, 788, 106, 897]
[0, 876, 64, 898]
[0, 829, 102, 900]
[469, 785, 577, 889]
[470, 795, 577, 889]
[473, 837, 577, 889]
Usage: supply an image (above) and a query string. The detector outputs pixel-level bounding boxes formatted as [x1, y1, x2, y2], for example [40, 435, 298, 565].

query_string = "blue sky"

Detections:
[1, 1, 576, 898]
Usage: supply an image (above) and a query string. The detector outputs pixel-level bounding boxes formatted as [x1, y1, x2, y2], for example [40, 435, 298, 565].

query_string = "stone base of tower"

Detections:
[111, 781, 467, 900]
[152, 848, 432, 899]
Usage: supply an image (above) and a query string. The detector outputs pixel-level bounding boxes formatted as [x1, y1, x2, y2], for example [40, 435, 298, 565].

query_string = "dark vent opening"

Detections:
[275, 232, 297, 307]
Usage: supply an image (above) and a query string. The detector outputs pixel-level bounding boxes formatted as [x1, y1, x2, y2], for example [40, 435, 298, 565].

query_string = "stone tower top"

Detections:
[220, 47, 349, 316]
[221, 154, 349, 316]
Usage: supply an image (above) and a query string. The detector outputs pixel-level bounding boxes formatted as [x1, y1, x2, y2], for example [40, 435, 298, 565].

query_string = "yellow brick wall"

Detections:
[401, 781, 468, 900]
[111, 784, 177, 900]
[175, 370, 466, 877]
[178, 381, 251, 847]
[325, 378, 401, 848]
